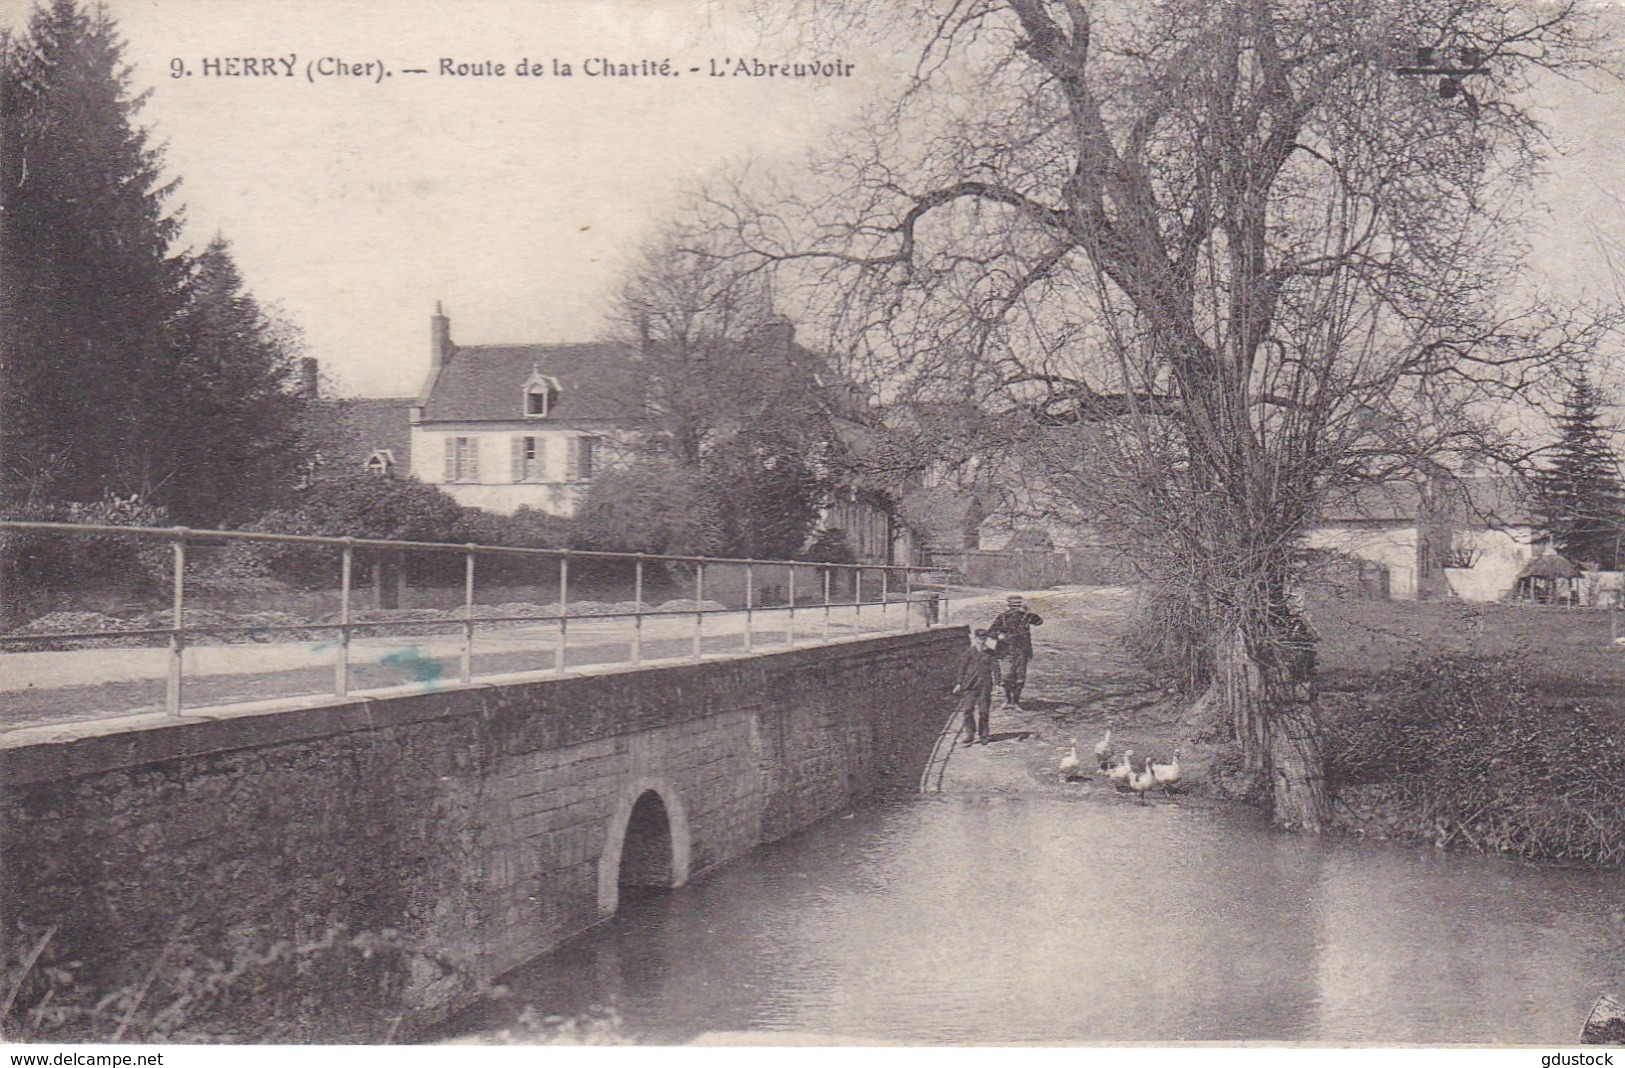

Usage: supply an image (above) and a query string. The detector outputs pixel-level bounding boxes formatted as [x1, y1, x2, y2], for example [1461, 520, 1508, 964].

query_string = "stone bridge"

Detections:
[0, 627, 963, 1040]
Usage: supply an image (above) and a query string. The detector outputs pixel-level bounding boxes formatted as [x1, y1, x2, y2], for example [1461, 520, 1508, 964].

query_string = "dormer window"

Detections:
[364, 449, 396, 477]
[523, 367, 562, 418]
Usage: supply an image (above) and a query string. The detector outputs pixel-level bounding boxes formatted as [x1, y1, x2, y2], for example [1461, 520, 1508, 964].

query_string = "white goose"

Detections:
[1128, 757, 1158, 804]
[1093, 728, 1114, 770]
[1108, 749, 1135, 787]
[1150, 750, 1182, 792]
[1058, 739, 1081, 781]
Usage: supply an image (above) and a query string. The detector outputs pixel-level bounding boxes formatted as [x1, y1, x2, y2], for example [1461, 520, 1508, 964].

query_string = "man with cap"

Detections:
[988, 594, 1043, 710]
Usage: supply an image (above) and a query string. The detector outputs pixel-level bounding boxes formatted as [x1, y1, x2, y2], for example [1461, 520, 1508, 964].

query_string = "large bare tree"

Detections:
[721, 0, 1610, 828]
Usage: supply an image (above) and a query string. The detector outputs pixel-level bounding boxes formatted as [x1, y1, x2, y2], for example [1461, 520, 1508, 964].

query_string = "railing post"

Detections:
[787, 565, 797, 645]
[939, 570, 949, 628]
[556, 551, 570, 675]
[823, 566, 832, 640]
[461, 546, 476, 684]
[336, 540, 353, 698]
[744, 562, 754, 654]
[166, 528, 188, 716]
[881, 567, 890, 632]
[853, 566, 863, 634]
[905, 567, 915, 632]
[693, 561, 705, 661]
[632, 554, 644, 665]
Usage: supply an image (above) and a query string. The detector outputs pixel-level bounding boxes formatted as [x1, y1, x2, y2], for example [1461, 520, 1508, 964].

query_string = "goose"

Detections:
[1107, 749, 1135, 787]
[1093, 728, 1114, 770]
[1151, 750, 1182, 791]
[1128, 757, 1157, 804]
[1058, 740, 1081, 781]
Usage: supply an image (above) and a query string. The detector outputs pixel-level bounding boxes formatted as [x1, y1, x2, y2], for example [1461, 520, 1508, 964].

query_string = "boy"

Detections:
[951, 628, 1000, 745]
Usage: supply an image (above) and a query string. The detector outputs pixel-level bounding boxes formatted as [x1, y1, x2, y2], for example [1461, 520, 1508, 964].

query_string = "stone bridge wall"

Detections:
[0, 628, 962, 1041]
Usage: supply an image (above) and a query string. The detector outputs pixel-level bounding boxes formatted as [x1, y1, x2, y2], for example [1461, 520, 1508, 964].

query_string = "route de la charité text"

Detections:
[168, 55, 858, 84]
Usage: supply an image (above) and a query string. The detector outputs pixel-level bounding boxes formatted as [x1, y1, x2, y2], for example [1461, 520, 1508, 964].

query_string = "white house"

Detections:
[1303, 475, 1536, 601]
[408, 304, 636, 516]
[394, 305, 917, 564]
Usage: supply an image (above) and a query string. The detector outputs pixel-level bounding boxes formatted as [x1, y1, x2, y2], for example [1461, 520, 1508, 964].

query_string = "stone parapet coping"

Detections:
[0, 627, 966, 788]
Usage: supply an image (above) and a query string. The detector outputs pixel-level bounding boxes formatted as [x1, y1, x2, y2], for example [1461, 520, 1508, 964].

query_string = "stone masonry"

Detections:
[0, 627, 962, 1041]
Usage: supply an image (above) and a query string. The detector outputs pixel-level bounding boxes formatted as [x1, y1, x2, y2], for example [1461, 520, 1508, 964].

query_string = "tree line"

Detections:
[1, 0, 315, 528]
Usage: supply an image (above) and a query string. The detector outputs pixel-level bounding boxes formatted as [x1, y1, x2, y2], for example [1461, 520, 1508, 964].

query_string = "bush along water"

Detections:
[1324, 654, 1625, 866]
[0, 922, 489, 1044]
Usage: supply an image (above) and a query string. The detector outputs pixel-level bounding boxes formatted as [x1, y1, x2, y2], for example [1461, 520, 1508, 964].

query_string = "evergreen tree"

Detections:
[1533, 370, 1625, 568]
[159, 237, 310, 526]
[1, 0, 186, 507]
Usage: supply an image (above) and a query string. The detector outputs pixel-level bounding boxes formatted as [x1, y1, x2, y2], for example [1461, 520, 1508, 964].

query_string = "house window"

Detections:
[568, 436, 599, 482]
[523, 369, 562, 418]
[511, 435, 545, 482]
[365, 449, 395, 477]
[444, 436, 480, 482]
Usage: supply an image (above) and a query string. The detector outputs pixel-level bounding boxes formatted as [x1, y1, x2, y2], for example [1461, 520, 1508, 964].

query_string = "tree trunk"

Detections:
[1266, 685, 1327, 832]
[1211, 619, 1328, 832]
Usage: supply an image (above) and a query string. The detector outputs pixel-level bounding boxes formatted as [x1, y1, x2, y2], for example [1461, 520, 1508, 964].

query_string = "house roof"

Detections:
[1518, 552, 1581, 580]
[344, 397, 414, 466]
[1317, 475, 1532, 527]
[1319, 482, 1424, 523]
[418, 343, 640, 423]
[309, 396, 413, 469]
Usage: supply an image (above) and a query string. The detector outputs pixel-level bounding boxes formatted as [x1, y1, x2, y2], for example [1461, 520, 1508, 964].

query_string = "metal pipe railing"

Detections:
[0, 520, 954, 721]
[167, 532, 186, 715]
[337, 540, 353, 697]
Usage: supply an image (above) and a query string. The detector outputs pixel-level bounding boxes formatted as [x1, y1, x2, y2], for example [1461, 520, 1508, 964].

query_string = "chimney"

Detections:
[432, 301, 454, 368]
[300, 357, 320, 399]
[771, 315, 795, 358]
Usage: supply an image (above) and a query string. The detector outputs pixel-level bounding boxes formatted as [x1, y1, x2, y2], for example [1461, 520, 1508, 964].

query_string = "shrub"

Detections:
[1, 922, 486, 1044]
[1, 493, 173, 621]
[1325, 654, 1625, 864]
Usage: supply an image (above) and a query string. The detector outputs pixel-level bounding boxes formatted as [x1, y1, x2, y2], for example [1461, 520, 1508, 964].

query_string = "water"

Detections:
[444, 793, 1623, 1044]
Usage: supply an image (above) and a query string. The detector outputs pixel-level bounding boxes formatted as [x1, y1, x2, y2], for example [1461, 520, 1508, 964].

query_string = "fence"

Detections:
[0, 521, 952, 725]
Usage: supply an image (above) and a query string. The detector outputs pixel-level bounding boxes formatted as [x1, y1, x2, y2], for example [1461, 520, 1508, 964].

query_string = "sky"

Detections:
[6, 0, 1625, 399]
[0, 0, 899, 397]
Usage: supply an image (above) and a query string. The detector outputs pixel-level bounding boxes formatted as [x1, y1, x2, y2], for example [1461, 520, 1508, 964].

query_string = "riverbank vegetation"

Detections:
[1313, 600, 1625, 866]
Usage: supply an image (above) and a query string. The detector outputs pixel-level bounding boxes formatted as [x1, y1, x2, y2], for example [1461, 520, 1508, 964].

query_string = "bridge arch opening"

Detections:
[597, 780, 691, 917]
[618, 790, 674, 895]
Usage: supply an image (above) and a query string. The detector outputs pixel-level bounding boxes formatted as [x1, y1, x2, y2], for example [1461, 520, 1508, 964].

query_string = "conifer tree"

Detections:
[159, 236, 310, 526]
[1, 2, 314, 525]
[1533, 369, 1625, 568]
[1, 0, 186, 507]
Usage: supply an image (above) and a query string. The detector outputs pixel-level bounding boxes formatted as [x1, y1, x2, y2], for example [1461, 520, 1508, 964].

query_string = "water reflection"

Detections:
[443, 794, 1621, 1044]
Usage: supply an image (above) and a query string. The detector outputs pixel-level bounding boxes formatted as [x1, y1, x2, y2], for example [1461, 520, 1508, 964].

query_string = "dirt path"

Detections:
[924, 586, 1203, 804]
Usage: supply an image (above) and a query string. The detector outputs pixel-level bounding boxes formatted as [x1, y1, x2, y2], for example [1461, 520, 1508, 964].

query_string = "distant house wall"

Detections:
[1303, 523, 1419, 600]
[1304, 522, 1537, 603]
[822, 496, 909, 565]
[1443, 526, 1534, 602]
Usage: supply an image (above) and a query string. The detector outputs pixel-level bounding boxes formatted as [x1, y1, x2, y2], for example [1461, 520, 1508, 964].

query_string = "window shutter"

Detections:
[443, 437, 456, 482]
[566, 437, 580, 481]
[467, 438, 480, 482]
[511, 436, 525, 482]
